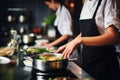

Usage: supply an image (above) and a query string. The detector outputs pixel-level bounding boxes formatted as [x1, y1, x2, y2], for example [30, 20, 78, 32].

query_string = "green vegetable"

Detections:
[59, 56, 64, 60]
[40, 48, 48, 52]
[39, 56, 46, 60]
[43, 13, 56, 26]
[25, 48, 48, 54]
[48, 78, 52, 80]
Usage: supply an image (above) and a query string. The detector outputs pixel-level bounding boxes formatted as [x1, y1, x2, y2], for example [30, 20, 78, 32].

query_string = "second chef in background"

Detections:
[41, 0, 73, 47]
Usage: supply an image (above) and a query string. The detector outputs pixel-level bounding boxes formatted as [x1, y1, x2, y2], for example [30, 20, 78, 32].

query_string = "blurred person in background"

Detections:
[57, 0, 120, 80]
[41, 0, 73, 47]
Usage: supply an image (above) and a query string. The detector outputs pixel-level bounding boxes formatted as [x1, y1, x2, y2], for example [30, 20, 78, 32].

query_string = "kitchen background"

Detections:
[0, 0, 83, 46]
[0, 0, 120, 52]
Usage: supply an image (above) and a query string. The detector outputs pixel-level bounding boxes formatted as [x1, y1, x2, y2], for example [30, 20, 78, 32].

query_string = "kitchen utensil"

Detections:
[32, 53, 77, 72]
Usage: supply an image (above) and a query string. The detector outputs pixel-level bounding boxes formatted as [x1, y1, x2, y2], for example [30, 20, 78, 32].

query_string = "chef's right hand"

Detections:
[40, 42, 52, 48]
[56, 33, 82, 59]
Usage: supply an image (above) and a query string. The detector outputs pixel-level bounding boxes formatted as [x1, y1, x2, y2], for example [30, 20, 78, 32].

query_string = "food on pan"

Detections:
[24, 47, 57, 54]
[37, 54, 64, 61]
[47, 47, 57, 52]
[25, 47, 48, 54]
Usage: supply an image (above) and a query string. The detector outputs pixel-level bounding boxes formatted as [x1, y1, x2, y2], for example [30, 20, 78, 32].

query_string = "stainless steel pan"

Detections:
[32, 53, 77, 72]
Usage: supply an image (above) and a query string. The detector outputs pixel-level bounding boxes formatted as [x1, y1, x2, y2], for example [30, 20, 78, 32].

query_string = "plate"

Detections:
[0, 56, 11, 64]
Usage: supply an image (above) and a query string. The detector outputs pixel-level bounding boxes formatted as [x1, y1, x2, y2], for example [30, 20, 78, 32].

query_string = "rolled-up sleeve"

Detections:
[104, 0, 119, 29]
[62, 20, 73, 36]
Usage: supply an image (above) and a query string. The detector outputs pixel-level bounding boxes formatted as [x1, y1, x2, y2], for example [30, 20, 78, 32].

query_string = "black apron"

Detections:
[54, 26, 68, 47]
[79, 0, 120, 80]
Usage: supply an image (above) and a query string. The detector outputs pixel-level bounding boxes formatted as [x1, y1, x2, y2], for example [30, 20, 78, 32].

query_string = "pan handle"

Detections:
[68, 58, 78, 61]
[23, 56, 33, 61]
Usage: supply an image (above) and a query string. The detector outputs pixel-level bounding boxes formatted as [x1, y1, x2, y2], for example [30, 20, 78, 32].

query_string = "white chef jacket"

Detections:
[80, 0, 120, 34]
[54, 5, 73, 36]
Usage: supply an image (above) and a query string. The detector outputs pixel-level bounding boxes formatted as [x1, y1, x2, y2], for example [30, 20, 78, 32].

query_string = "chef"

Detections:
[56, 0, 120, 80]
[41, 0, 73, 47]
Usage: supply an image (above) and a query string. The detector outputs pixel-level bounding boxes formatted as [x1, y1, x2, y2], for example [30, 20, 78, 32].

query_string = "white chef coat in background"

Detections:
[54, 5, 73, 36]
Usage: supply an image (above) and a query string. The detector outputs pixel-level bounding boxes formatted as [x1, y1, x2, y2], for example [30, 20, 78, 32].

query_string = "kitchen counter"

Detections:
[0, 48, 95, 80]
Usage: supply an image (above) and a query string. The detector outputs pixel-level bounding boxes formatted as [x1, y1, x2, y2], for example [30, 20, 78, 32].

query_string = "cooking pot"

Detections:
[22, 33, 36, 44]
[32, 53, 77, 72]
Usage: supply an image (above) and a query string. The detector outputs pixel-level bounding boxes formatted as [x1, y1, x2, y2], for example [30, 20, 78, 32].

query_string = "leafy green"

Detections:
[40, 48, 48, 52]
[43, 13, 56, 26]
[59, 56, 64, 60]
[39, 56, 46, 60]
[25, 48, 48, 54]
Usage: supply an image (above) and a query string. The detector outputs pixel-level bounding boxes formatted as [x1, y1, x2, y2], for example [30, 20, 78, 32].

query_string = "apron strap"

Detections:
[93, 0, 102, 18]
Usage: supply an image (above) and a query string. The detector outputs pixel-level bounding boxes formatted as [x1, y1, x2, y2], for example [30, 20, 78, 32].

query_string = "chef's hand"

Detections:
[40, 42, 52, 48]
[56, 33, 82, 59]
[56, 41, 78, 59]
[40, 42, 46, 46]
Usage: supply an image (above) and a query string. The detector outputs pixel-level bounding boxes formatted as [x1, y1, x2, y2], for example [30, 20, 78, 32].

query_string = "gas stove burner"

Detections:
[32, 68, 70, 76]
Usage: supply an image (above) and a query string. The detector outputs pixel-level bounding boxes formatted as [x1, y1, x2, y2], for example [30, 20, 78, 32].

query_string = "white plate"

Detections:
[0, 56, 10, 64]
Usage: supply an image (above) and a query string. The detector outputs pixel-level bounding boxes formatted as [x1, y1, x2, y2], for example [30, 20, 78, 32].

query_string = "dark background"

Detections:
[0, 0, 82, 35]
[0, 0, 119, 47]
[0, 0, 50, 33]
[0, 0, 83, 46]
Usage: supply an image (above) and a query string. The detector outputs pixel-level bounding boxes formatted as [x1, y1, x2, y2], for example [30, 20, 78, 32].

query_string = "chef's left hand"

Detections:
[40, 42, 52, 47]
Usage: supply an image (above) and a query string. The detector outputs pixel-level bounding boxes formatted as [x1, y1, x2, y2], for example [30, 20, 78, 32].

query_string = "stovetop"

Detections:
[29, 62, 94, 80]
[30, 68, 78, 80]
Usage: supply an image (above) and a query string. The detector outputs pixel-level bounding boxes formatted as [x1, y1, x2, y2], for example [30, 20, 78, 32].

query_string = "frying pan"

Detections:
[32, 53, 77, 72]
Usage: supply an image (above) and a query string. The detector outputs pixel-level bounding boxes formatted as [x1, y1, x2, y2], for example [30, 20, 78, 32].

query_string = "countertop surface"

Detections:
[0, 46, 95, 80]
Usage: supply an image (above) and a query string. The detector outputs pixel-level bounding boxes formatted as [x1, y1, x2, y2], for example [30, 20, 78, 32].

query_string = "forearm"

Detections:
[81, 35, 116, 46]
[81, 26, 119, 46]
[50, 34, 70, 46]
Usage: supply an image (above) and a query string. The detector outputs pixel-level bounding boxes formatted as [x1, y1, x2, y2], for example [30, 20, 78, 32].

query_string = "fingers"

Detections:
[56, 43, 74, 59]
[62, 47, 73, 59]
[56, 45, 66, 53]
[80, 32, 82, 36]
[62, 50, 71, 59]
[40, 42, 46, 46]
[56, 45, 71, 59]
[40, 42, 51, 48]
